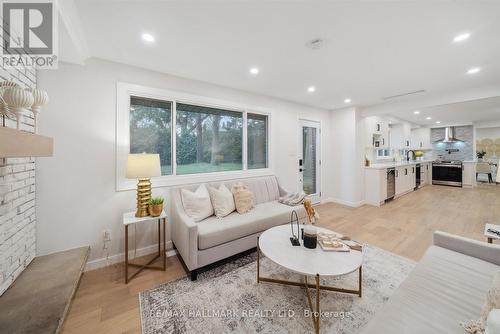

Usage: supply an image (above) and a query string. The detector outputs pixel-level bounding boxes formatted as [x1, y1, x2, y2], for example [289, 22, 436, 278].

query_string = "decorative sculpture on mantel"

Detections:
[0, 80, 48, 133]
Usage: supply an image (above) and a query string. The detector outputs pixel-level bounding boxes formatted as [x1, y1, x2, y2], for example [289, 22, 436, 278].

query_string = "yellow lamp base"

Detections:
[135, 178, 152, 217]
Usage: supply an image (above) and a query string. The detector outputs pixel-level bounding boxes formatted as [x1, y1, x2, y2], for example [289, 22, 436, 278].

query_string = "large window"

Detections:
[129, 97, 172, 175]
[127, 93, 268, 178]
[176, 103, 243, 174]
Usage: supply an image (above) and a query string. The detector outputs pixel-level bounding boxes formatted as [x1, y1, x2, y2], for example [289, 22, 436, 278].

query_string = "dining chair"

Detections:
[476, 162, 493, 183]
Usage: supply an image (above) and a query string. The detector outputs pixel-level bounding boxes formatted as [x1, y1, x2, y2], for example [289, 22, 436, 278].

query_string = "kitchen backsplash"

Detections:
[431, 125, 474, 161]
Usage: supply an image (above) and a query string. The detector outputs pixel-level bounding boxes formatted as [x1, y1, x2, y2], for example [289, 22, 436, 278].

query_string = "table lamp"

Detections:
[126, 153, 161, 217]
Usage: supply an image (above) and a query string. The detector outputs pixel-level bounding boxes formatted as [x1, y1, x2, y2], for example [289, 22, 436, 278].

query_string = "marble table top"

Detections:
[259, 224, 363, 277]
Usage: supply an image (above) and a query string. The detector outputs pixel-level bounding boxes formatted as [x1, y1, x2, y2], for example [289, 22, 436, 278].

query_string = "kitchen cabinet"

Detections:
[365, 116, 390, 149]
[390, 123, 411, 149]
[420, 163, 430, 186]
[365, 168, 388, 206]
[395, 165, 416, 196]
[411, 128, 432, 150]
[462, 162, 476, 188]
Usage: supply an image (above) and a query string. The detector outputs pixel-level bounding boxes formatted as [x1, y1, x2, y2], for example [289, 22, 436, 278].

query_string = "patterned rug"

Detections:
[139, 245, 415, 334]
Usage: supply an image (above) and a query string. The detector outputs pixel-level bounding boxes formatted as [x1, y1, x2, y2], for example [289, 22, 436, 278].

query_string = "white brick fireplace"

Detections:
[0, 66, 37, 296]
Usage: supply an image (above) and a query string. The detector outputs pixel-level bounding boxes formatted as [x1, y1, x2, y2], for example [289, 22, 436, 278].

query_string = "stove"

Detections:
[432, 160, 463, 187]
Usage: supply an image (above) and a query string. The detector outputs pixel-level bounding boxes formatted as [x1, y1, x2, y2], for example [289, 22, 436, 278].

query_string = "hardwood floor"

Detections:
[61, 184, 500, 334]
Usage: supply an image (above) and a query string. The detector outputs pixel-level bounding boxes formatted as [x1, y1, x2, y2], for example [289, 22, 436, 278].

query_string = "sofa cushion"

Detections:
[360, 245, 500, 334]
[197, 201, 305, 250]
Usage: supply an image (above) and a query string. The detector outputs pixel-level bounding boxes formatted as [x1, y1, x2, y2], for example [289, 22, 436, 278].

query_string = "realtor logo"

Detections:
[1, 0, 58, 69]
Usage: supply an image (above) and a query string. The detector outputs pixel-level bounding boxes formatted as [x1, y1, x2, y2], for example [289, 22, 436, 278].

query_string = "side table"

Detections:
[485, 223, 500, 244]
[123, 211, 167, 283]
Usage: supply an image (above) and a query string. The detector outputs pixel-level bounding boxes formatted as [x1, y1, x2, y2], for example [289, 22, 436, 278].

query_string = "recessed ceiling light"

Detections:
[344, 98, 351, 104]
[426, 117, 432, 120]
[453, 32, 471, 43]
[141, 33, 155, 43]
[413, 111, 420, 115]
[466, 67, 481, 75]
[436, 121, 441, 124]
[249, 67, 259, 75]
[307, 86, 316, 93]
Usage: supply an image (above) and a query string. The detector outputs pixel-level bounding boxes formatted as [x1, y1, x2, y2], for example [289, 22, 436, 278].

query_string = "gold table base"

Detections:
[257, 237, 362, 334]
[125, 218, 167, 283]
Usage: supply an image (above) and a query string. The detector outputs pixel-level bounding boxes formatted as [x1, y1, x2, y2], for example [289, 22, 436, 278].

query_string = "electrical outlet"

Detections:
[103, 230, 111, 242]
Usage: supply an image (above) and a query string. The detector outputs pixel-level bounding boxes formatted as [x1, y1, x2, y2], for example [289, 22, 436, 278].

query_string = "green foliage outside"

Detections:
[130, 98, 267, 175]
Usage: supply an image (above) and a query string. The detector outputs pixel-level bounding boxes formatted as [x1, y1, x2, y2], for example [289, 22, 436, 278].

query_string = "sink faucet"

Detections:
[406, 150, 415, 162]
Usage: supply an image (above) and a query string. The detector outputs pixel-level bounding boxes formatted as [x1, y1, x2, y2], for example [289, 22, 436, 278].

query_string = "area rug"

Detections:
[139, 245, 415, 334]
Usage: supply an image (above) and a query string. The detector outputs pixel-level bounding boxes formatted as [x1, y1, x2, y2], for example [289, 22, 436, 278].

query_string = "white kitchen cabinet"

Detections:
[462, 162, 476, 188]
[365, 116, 390, 148]
[408, 165, 417, 189]
[420, 163, 430, 186]
[365, 168, 388, 206]
[390, 123, 411, 149]
[411, 128, 431, 150]
[395, 165, 416, 196]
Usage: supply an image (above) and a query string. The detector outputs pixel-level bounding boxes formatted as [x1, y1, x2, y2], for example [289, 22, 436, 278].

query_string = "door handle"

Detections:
[382, 138, 385, 146]
[396, 170, 398, 177]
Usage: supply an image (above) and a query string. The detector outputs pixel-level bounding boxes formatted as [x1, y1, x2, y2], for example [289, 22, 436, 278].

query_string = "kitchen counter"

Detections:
[365, 159, 434, 170]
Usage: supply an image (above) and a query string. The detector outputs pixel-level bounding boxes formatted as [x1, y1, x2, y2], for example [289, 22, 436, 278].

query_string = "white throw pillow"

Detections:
[209, 184, 236, 218]
[181, 184, 214, 222]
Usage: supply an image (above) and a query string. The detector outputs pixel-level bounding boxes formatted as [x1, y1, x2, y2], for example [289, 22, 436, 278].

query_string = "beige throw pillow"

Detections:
[231, 183, 254, 214]
[181, 184, 214, 222]
[209, 184, 235, 218]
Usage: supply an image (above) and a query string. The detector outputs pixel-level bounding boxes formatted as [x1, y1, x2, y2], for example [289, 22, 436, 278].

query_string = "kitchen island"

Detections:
[365, 160, 433, 206]
[365, 159, 476, 207]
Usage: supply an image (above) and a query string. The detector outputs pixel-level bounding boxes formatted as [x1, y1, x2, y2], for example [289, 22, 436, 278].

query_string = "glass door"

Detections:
[299, 120, 321, 203]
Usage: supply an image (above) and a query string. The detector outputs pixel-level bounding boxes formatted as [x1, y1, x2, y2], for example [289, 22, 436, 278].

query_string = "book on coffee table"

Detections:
[318, 239, 350, 252]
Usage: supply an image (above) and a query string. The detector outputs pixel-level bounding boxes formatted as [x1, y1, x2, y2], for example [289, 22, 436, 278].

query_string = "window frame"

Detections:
[116, 82, 272, 191]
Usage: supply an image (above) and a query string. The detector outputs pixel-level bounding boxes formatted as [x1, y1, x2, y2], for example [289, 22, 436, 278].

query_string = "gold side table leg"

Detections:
[125, 225, 129, 284]
[257, 237, 260, 283]
[163, 218, 167, 270]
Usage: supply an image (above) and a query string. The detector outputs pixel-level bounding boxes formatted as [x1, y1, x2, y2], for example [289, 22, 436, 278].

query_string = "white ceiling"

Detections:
[63, 0, 500, 110]
[389, 96, 500, 127]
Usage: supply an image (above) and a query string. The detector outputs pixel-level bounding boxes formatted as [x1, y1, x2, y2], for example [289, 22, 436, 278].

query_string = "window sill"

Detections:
[117, 168, 275, 192]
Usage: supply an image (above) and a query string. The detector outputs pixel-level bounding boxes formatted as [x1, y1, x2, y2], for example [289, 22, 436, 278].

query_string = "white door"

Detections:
[299, 120, 321, 203]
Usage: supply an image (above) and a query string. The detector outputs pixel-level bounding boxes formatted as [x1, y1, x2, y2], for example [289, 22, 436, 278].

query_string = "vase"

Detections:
[148, 204, 163, 217]
[3, 87, 34, 129]
[28, 88, 49, 133]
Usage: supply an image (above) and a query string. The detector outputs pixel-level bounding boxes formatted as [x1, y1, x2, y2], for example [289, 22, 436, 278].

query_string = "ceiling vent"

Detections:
[382, 89, 426, 101]
[306, 38, 324, 50]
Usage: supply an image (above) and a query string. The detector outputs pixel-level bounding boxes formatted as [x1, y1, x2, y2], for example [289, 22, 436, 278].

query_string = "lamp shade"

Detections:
[126, 154, 161, 178]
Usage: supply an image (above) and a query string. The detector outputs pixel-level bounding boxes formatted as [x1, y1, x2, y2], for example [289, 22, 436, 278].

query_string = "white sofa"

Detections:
[170, 175, 306, 280]
[361, 231, 500, 333]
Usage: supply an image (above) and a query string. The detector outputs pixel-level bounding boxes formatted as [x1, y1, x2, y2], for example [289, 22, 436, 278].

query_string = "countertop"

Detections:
[365, 159, 435, 170]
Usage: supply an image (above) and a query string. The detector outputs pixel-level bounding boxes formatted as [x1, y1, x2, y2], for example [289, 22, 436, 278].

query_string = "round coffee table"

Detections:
[257, 224, 363, 334]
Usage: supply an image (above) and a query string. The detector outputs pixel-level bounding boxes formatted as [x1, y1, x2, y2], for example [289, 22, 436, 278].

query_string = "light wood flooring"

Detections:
[61, 184, 500, 334]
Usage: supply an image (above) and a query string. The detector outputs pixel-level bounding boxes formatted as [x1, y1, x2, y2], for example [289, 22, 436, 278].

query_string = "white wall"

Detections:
[36, 58, 333, 268]
[476, 126, 500, 140]
[328, 107, 364, 207]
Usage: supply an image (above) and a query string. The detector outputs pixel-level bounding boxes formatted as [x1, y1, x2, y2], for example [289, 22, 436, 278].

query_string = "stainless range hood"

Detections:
[435, 127, 462, 143]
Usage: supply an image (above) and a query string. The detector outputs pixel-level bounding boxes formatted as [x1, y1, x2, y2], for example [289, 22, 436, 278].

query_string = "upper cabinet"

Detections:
[410, 128, 431, 150]
[390, 123, 411, 149]
[365, 116, 390, 149]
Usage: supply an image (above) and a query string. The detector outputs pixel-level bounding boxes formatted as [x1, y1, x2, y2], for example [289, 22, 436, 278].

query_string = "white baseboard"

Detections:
[322, 197, 365, 208]
[84, 240, 177, 272]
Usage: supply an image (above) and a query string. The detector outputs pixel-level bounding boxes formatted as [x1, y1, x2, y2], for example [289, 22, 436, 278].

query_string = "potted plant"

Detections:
[148, 197, 164, 217]
[477, 150, 487, 161]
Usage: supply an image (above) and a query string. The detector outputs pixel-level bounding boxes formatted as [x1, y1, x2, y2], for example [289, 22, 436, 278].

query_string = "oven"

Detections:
[432, 162, 463, 187]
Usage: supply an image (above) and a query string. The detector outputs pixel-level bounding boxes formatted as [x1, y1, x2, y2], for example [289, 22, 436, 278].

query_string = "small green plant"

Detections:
[477, 151, 487, 159]
[149, 197, 164, 205]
